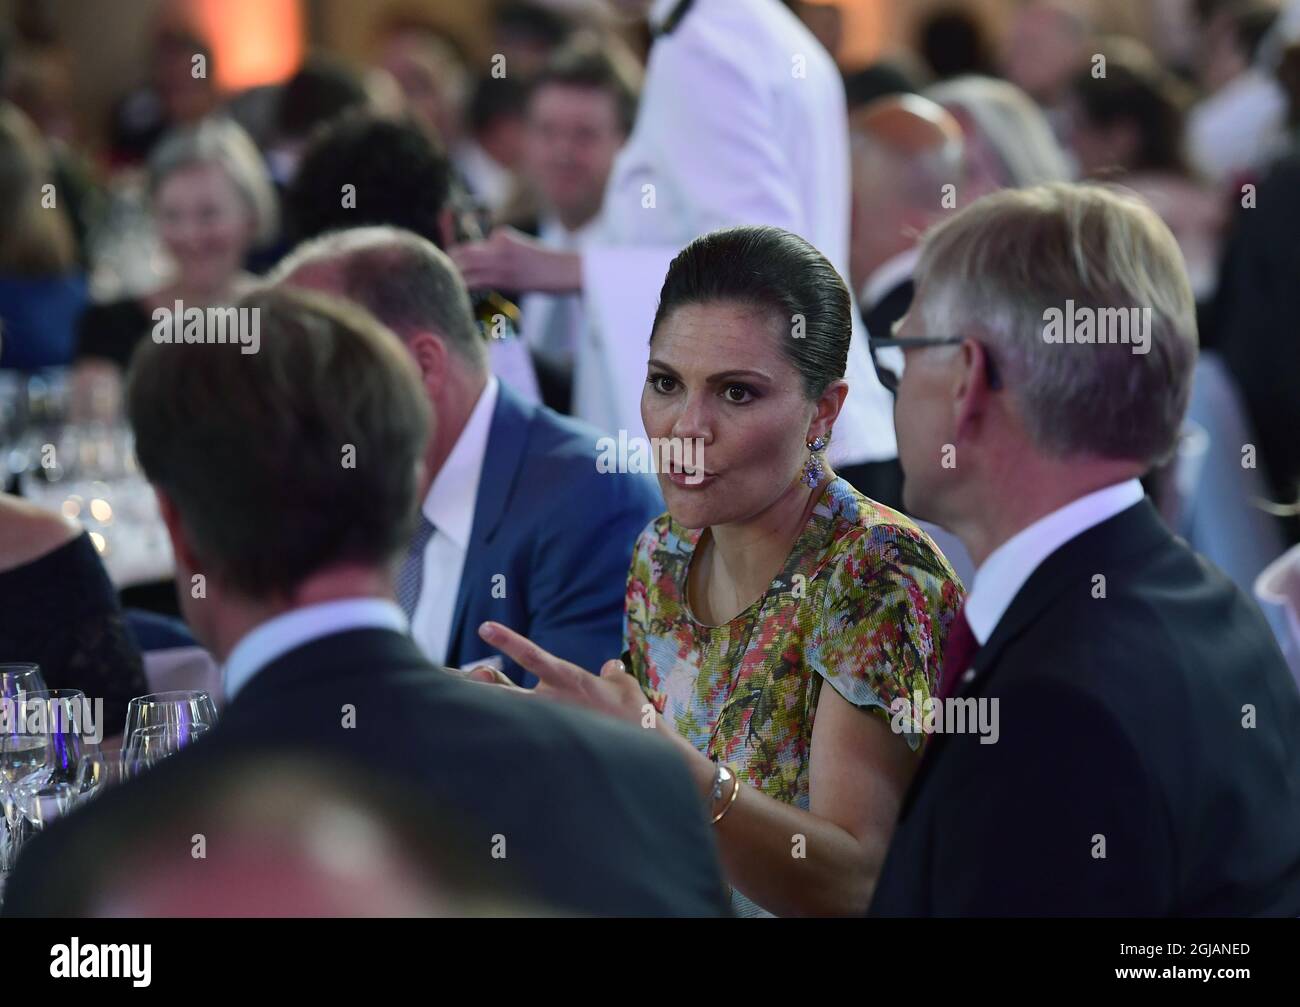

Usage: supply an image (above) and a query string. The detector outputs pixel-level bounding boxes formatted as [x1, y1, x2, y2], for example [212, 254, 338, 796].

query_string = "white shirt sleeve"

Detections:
[577, 34, 808, 442]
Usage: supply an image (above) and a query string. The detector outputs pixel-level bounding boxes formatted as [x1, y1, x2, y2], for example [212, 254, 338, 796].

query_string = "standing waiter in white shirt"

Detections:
[451, 0, 899, 497]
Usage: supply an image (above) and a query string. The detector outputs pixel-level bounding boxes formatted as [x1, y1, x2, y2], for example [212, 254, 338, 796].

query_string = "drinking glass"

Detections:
[123, 690, 217, 745]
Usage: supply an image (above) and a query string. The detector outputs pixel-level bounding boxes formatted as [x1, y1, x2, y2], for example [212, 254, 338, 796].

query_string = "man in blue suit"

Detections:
[273, 226, 662, 685]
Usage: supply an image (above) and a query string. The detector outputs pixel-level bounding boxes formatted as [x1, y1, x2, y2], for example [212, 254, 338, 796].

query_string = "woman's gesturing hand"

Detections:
[476, 621, 653, 728]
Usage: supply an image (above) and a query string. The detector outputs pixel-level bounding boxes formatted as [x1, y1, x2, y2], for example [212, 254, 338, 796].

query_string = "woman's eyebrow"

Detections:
[707, 369, 771, 383]
[647, 360, 772, 383]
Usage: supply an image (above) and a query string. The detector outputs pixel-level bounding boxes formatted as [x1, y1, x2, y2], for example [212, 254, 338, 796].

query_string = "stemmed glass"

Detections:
[0, 687, 53, 886]
[1, 688, 93, 873]
[122, 691, 216, 776]
[0, 665, 49, 829]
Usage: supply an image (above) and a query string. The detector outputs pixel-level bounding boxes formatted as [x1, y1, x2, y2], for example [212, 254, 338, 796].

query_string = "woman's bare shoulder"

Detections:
[0, 495, 82, 573]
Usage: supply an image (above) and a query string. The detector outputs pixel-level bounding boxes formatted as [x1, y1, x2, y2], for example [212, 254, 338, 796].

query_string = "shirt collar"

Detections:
[860, 246, 922, 314]
[222, 598, 408, 701]
[423, 376, 498, 551]
[964, 478, 1145, 645]
[540, 213, 599, 249]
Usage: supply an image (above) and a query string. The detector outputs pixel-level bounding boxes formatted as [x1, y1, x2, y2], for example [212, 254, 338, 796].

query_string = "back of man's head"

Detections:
[850, 94, 965, 210]
[288, 113, 453, 247]
[126, 286, 431, 601]
[271, 226, 487, 373]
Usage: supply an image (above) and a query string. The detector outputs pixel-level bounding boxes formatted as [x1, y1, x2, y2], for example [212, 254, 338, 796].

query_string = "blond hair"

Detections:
[0, 103, 76, 275]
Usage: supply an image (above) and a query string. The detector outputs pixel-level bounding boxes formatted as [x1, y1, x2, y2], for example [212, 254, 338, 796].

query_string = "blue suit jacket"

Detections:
[444, 383, 663, 686]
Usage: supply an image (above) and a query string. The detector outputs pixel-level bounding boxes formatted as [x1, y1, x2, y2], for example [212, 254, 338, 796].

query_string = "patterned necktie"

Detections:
[936, 604, 978, 701]
[396, 516, 436, 621]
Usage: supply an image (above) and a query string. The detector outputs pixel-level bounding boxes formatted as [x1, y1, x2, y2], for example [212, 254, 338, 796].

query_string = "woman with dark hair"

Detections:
[475, 225, 964, 916]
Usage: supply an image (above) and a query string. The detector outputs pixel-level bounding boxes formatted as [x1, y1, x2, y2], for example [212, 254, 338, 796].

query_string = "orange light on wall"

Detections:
[833, 0, 889, 70]
[182, 0, 304, 92]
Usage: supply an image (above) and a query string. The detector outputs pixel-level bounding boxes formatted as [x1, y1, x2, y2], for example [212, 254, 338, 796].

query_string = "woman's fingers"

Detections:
[477, 622, 585, 693]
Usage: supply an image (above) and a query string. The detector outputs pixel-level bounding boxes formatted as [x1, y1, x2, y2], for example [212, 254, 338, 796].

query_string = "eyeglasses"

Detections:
[869, 336, 1003, 395]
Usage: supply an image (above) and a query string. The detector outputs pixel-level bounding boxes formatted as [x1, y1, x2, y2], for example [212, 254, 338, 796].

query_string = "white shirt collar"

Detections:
[860, 246, 922, 315]
[964, 479, 1145, 645]
[539, 213, 599, 249]
[423, 376, 498, 551]
[222, 598, 408, 701]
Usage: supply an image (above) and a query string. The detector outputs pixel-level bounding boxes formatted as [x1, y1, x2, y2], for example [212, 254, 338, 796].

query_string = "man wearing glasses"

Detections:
[869, 182, 1300, 916]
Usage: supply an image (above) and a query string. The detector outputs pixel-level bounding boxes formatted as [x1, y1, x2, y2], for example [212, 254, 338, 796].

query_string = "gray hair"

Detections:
[914, 183, 1197, 465]
[148, 117, 279, 246]
[269, 226, 485, 369]
[924, 75, 1072, 189]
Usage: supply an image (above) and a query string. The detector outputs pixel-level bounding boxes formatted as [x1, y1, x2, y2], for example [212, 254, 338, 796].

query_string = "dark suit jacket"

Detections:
[860, 277, 914, 344]
[444, 383, 663, 685]
[2, 627, 730, 917]
[1209, 147, 1300, 542]
[870, 499, 1300, 916]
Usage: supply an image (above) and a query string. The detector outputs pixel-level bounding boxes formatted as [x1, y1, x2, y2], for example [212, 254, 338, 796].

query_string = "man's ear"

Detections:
[952, 338, 996, 441]
[406, 331, 451, 395]
[154, 488, 200, 575]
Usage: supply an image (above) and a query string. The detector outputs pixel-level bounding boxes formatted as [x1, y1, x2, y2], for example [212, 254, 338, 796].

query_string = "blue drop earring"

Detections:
[801, 434, 828, 488]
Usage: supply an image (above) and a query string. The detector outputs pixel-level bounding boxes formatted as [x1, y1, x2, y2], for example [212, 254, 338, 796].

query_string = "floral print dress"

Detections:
[623, 477, 965, 916]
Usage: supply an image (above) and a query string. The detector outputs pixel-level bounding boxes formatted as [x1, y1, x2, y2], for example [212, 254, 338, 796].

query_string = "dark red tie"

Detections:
[936, 605, 978, 701]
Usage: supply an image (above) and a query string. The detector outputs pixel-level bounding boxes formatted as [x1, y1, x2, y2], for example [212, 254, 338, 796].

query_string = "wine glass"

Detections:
[20, 689, 91, 789]
[0, 727, 50, 838]
[123, 690, 217, 745]
[18, 780, 77, 831]
[121, 691, 215, 778]
[0, 673, 50, 838]
[122, 724, 201, 778]
[0, 664, 46, 702]
[75, 750, 128, 802]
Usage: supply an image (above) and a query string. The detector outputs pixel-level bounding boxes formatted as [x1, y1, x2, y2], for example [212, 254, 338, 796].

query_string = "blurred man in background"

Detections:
[999, 0, 1092, 143]
[849, 94, 965, 344]
[514, 42, 639, 413]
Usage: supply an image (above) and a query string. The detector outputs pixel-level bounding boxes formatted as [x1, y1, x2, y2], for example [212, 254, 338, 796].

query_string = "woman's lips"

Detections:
[665, 468, 716, 488]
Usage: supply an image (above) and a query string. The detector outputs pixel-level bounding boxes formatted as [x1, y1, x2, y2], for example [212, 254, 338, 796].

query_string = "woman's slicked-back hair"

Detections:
[650, 225, 851, 399]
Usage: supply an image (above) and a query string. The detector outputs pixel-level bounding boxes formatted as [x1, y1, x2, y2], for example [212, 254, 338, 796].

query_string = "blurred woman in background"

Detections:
[925, 74, 1072, 199]
[0, 491, 146, 731]
[73, 117, 276, 390]
[0, 103, 87, 371]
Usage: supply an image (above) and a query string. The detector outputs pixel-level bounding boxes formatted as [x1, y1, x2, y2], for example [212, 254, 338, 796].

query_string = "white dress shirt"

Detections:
[1187, 67, 1286, 185]
[408, 376, 499, 665]
[576, 0, 896, 464]
[222, 598, 408, 702]
[521, 214, 597, 369]
[964, 479, 1146, 645]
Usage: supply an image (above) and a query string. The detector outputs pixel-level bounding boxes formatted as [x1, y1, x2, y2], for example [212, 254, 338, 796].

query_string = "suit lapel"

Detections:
[897, 499, 1169, 818]
[446, 384, 534, 665]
